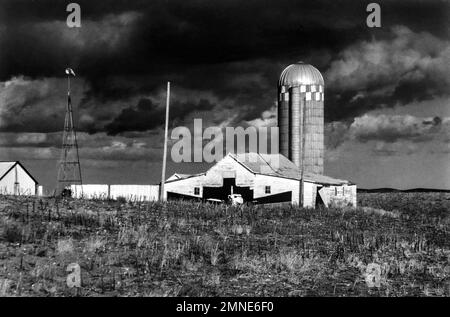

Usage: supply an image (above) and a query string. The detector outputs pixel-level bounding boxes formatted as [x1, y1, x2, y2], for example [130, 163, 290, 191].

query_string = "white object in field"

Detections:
[206, 198, 224, 204]
[37, 185, 43, 197]
[228, 194, 243, 205]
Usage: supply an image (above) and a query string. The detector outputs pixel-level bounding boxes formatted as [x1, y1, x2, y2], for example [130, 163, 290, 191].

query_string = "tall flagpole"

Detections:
[160, 81, 170, 201]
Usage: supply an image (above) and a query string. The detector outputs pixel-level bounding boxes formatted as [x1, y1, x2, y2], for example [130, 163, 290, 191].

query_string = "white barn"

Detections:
[163, 153, 356, 207]
[0, 161, 38, 196]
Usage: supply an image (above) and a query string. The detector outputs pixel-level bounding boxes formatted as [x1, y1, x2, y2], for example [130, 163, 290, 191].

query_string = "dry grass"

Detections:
[57, 239, 74, 254]
[0, 192, 448, 296]
[0, 278, 12, 297]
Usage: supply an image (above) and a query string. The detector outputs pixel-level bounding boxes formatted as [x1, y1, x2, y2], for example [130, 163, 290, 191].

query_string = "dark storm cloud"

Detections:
[0, 76, 98, 133]
[0, 0, 449, 135]
[105, 97, 216, 135]
[324, 25, 450, 122]
[2, 0, 448, 81]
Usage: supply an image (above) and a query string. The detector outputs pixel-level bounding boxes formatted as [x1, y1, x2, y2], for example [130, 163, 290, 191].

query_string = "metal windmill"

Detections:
[56, 68, 83, 197]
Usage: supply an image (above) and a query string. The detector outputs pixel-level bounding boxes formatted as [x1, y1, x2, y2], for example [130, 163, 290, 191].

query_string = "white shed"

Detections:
[0, 161, 38, 196]
[163, 152, 356, 207]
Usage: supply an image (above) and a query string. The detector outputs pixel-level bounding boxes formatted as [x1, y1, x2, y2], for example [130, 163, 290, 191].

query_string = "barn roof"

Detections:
[229, 153, 352, 185]
[166, 173, 204, 183]
[0, 161, 38, 184]
[165, 153, 354, 186]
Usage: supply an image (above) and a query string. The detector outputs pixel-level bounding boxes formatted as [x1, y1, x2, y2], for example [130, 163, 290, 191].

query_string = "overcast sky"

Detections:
[0, 0, 449, 190]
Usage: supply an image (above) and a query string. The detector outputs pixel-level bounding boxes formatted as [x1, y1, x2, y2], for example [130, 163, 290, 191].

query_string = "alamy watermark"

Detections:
[66, 2, 381, 29]
[66, 263, 81, 288]
[66, 3, 81, 28]
[171, 119, 280, 169]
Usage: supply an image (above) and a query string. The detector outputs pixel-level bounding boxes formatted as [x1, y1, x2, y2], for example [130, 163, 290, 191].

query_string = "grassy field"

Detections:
[0, 192, 449, 297]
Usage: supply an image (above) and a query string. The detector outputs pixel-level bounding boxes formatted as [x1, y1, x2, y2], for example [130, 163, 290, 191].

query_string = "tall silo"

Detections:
[277, 61, 324, 174]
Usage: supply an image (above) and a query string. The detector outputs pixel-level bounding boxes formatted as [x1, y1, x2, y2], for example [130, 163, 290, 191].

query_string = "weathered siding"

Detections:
[162, 153, 356, 208]
[318, 184, 357, 207]
[203, 155, 254, 187]
[164, 176, 204, 200]
[302, 182, 316, 207]
[253, 174, 298, 203]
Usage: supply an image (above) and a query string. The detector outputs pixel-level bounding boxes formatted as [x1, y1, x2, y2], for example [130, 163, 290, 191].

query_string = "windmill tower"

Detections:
[56, 68, 83, 196]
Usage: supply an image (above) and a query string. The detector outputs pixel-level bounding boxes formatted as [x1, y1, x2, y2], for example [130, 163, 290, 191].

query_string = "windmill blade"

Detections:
[65, 68, 76, 76]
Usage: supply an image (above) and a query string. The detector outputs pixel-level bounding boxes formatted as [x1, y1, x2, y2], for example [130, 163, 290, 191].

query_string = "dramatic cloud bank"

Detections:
[350, 114, 449, 143]
[0, 0, 448, 189]
[325, 26, 450, 121]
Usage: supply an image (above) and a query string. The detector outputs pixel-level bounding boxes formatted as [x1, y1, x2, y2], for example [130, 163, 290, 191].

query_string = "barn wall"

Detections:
[303, 182, 316, 208]
[110, 185, 159, 201]
[164, 176, 205, 200]
[203, 155, 254, 187]
[0, 165, 36, 195]
[253, 174, 298, 201]
[71, 185, 109, 199]
[18, 165, 37, 195]
[252, 175, 318, 207]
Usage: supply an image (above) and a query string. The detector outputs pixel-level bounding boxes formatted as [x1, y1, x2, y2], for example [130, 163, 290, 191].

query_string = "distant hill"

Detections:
[358, 188, 450, 193]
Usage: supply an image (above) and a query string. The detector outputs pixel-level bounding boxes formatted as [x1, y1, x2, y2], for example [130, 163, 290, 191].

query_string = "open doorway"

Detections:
[315, 186, 326, 208]
[203, 177, 253, 202]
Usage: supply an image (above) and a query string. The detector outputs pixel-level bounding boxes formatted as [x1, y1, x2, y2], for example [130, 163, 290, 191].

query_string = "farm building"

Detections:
[0, 161, 38, 196]
[163, 62, 356, 207]
[163, 153, 356, 207]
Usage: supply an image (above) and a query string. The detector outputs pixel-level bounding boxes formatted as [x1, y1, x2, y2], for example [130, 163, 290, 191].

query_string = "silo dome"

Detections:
[277, 61, 324, 175]
[278, 61, 324, 88]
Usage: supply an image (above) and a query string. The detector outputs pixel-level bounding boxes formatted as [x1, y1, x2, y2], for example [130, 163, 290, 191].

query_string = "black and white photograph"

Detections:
[0, 0, 449, 303]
